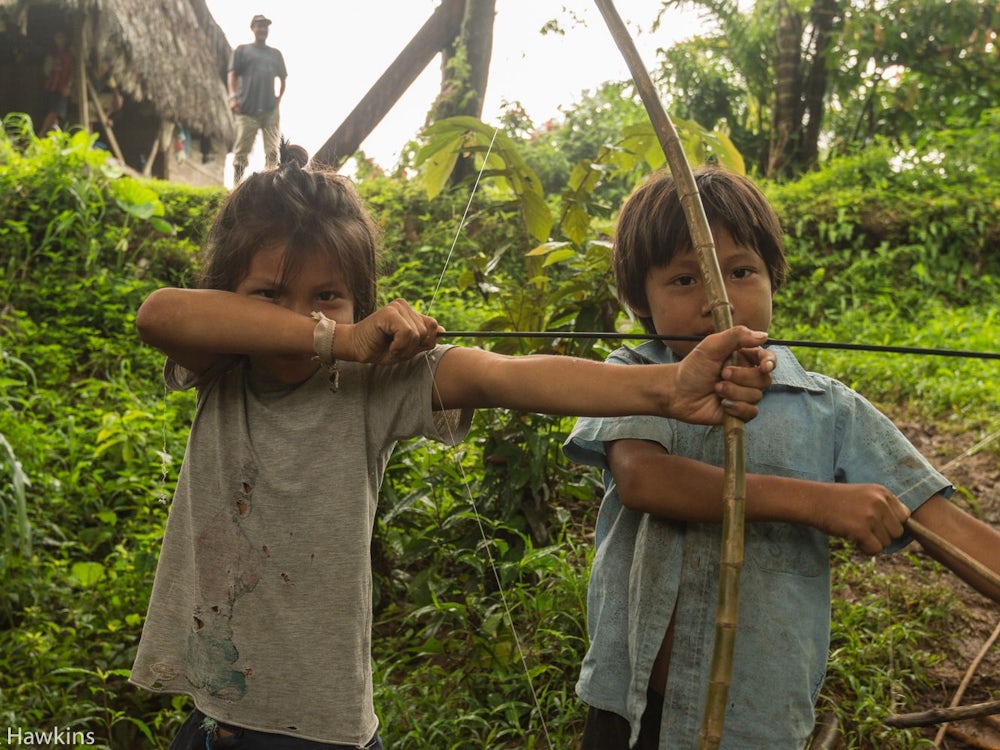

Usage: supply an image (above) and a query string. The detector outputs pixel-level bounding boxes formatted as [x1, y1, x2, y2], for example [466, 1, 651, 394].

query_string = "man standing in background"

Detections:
[228, 14, 287, 184]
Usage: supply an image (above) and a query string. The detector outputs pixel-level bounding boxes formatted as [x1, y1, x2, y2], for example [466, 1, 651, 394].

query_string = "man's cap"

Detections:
[251, 14, 272, 26]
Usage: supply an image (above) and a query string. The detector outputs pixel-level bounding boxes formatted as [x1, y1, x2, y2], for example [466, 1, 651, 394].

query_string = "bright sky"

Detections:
[205, 1, 707, 178]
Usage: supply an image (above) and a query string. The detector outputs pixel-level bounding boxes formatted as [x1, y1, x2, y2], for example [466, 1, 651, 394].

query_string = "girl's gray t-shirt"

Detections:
[131, 346, 470, 745]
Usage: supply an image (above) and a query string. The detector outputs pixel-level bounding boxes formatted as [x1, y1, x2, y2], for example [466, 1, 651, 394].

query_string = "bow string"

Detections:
[421, 124, 556, 747]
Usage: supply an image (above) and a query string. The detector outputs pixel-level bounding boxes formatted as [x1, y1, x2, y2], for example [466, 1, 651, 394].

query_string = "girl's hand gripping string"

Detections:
[334, 299, 442, 365]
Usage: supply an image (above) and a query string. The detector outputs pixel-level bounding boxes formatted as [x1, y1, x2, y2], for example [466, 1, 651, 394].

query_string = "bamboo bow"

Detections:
[592, 2, 747, 746]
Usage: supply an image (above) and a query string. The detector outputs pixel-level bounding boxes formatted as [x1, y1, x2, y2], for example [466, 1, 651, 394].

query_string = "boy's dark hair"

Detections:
[614, 166, 788, 333]
[199, 143, 379, 322]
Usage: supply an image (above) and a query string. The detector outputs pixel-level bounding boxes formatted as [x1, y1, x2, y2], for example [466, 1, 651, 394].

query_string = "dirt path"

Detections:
[871, 419, 1000, 748]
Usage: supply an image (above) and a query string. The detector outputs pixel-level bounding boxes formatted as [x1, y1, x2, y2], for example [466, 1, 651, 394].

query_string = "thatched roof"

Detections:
[0, 0, 234, 143]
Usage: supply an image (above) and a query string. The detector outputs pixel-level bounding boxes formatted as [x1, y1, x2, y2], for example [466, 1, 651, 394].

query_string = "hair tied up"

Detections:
[279, 139, 310, 170]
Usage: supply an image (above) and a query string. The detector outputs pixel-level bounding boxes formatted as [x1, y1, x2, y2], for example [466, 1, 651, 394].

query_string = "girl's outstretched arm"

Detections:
[432, 326, 775, 424]
[136, 288, 317, 374]
[136, 290, 440, 375]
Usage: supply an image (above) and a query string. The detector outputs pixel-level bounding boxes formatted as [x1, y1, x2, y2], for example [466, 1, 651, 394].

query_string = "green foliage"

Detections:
[830, 0, 1000, 148]
[657, 32, 769, 172]
[0, 122, 200, 746]
[357, 165, 533, 331]
[519, 82, 651, 198]
[416, 116, 553, 242]
[823, 545, 956, 749]
[553, 117, 743, 247]
[769, 124, 1000, 330]
[373, 515, 591, 748]
[777, 305, 999, 422]
[653, 0, 1000, 178]
[2, 108, 997, 750]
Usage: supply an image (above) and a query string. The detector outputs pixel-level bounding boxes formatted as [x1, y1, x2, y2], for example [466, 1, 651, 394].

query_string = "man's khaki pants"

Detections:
[232, 108, 280, 184]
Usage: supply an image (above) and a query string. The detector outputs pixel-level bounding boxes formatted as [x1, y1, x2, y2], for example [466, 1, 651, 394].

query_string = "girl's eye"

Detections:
[731, 267, 756, 280]
[256, 289, 278, 299]
[317, 291, 340, 302]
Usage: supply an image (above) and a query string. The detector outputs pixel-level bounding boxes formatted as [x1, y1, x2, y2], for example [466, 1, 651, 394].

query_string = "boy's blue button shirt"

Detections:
[564, 343, 951, 750]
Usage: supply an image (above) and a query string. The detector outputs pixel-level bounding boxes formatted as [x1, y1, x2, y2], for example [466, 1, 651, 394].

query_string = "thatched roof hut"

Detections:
[0, 0, 235, 184]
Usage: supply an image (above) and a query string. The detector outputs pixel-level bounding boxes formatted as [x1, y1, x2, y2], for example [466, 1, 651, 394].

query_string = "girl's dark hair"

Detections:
[198, 142, 379, 321]
[614, 166, 788, 333]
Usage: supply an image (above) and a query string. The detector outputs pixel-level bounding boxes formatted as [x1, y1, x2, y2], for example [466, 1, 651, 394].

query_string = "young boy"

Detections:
[564, 167, 1000, 750]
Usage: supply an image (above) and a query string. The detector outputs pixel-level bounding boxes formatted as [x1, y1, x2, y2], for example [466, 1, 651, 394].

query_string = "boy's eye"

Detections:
[317, 291, 340, 302]
[673, 275, 698, 287]
[255, 289, 278, 299]
[731, 266, 759, 280]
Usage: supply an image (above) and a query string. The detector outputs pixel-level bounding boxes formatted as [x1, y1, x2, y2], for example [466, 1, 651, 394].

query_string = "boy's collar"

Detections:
[626, 340, 824, 393]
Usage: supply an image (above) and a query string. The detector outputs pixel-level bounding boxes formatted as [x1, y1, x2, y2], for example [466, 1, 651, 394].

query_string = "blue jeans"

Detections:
[169, 709, 383, 750]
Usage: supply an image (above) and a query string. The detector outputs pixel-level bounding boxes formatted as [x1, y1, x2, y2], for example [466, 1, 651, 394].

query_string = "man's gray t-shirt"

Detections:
[229, 43, 287, 116]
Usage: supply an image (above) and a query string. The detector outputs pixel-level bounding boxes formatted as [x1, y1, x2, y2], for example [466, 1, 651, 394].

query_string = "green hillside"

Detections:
[2, 116, 998, 749]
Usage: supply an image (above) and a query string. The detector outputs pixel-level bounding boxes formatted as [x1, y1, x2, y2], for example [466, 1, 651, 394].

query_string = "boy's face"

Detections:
[636, 228, 773, 358]
[235, 244, 355, 382]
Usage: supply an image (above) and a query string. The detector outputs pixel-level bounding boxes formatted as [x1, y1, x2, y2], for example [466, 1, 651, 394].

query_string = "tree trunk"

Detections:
[766, 0, 803, 179]
[428, 0, 497, 183]
[797, 0, 839, 172]
[429, 0, 496, 120]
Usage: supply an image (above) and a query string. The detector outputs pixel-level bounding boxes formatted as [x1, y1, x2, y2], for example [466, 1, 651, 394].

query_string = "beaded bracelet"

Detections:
[310, 311, 340, 392]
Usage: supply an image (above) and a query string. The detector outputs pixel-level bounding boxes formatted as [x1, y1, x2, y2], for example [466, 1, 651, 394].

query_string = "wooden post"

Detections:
[75, 23, 89, 130]
[311, 0, 465, 169]
[142, 127, 162, 178]
[85, 77, 125, 164]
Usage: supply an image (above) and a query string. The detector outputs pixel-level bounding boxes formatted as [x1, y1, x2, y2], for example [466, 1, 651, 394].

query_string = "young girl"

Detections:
[130, 145, 776, 750]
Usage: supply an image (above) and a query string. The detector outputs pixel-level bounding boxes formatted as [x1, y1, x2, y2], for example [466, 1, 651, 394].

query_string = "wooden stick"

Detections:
[810, 711, 842, 750]
[85, 77, 126, 165]
[142, 129, 160, 178]
[934, 618, 1000, 746]
[591, 3, 745, 747]
[885, 698, 1000, 729]
[906, 517, 1000, 594]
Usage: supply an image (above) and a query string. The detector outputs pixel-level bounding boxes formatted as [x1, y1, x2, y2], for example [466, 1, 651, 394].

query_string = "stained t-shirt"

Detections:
[130, 347, 471, 745]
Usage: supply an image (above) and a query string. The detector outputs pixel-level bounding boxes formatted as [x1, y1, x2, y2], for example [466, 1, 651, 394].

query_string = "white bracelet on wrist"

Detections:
[311, 311, 339, 392]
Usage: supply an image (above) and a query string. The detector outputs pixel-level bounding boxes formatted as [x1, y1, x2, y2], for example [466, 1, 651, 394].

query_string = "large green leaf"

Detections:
[417, 117, 553, 242]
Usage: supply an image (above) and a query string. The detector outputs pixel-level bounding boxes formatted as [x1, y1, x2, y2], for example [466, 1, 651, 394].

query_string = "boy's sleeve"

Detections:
[830, 380, 952, 553]
[831, 380, 952, 509]
[564, 345, 678, 470]
[564, 414, 677, 471]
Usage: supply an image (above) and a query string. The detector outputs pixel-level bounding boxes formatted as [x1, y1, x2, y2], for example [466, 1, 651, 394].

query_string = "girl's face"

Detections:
[636, 228, 773, 358]
[236, 244, 355, 382]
